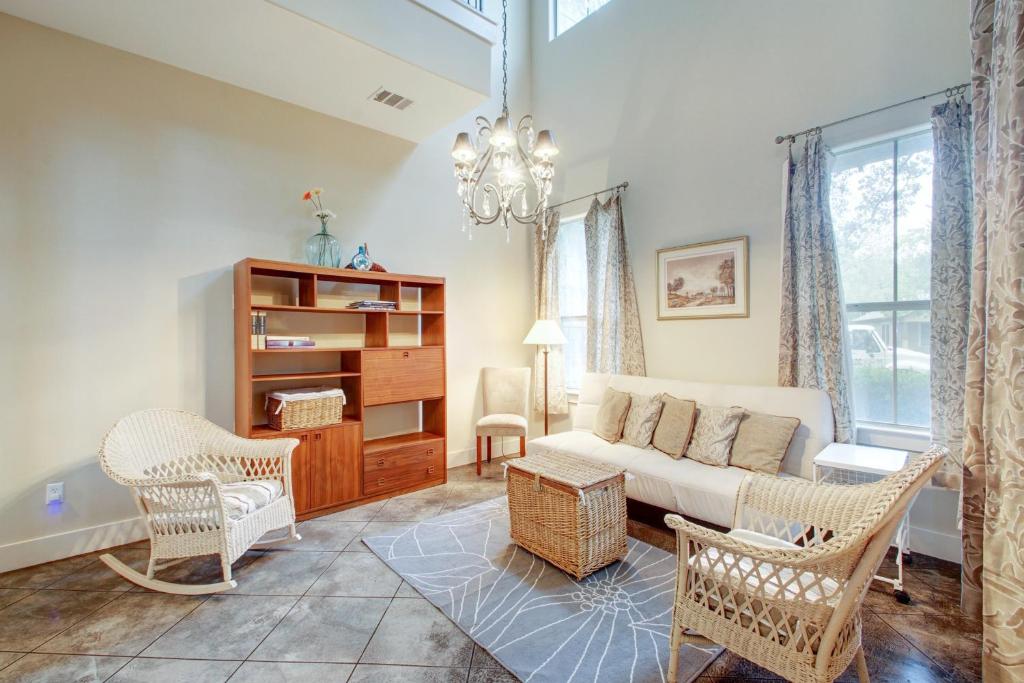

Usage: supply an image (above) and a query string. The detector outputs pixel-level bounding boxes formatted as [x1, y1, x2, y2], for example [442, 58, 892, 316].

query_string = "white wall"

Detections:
[531, 0, 969, 561]
[0, 5, 537, 570]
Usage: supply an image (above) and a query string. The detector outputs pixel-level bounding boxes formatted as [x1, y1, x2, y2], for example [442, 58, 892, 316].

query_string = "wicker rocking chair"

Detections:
[97, 409, 302, 594]
[666, 446, 945, 683]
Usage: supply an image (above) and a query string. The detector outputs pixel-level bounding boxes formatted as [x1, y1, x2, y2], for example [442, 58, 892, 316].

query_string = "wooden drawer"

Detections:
[363, 443, 443, 496]
[362, 348, 444, 406]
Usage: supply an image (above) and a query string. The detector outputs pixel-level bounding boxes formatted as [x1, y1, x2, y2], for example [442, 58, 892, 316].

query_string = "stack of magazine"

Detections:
[346, 300, 397, 312]
[266, 335, 315, 349]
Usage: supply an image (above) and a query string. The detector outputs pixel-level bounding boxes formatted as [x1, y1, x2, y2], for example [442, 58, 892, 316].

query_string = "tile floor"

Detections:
[0, 456, 981, 682]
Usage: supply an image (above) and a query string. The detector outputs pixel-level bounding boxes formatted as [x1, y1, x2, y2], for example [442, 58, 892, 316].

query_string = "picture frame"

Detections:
[656, 236, 749, 320]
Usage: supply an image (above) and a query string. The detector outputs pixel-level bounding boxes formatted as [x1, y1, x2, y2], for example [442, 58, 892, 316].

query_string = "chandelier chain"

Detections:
[501, 0, 509, 114]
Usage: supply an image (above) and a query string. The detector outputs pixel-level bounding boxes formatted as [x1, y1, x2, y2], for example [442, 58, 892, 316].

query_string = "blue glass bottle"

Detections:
[305, 219, 341, 268]
[350, 244, 372, 271]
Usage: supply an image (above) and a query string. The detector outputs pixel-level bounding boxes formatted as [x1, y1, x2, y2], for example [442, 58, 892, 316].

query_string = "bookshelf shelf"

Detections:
[235, 257, 447, 521]
[252, 371, 361, 382]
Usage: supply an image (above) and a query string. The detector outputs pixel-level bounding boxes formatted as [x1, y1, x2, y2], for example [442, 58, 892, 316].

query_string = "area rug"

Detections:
[363, 497, 721, 682]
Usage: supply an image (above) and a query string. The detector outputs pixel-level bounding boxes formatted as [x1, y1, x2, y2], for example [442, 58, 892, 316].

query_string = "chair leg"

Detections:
[476, 436, 482, 476]
[855, 647, 869, 683]
[487, 436, 492, 463]
[667, 618, 682, 681]
[146, 556, 157, 580]
[220, 555, 232, 583]
[519, 435, 526, 457]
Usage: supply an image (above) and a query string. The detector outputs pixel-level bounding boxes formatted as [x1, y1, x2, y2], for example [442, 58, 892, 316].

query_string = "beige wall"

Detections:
[531, 0, 969, 561]
[0, 8, 536, 562]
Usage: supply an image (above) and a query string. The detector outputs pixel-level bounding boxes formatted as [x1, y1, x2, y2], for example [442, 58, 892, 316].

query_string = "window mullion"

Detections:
[891, 138, 899, 424]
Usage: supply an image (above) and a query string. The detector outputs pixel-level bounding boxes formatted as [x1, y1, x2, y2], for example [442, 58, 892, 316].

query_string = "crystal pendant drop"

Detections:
[521, 191, 528, 214]
[461, 204, 468, 232]
[483, 194, 491, 214]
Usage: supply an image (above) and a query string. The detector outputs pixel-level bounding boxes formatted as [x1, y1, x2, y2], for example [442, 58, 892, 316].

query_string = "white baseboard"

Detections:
[0, 517, 147, 574]
[908, 524, 961, 564]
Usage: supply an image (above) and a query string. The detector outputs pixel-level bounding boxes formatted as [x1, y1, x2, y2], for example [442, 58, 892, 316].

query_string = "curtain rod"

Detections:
[547, 182, 629, 210]
[774, 82, 969, 145]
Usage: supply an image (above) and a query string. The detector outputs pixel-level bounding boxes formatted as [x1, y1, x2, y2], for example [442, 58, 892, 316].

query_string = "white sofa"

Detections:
[527, 373, 834, 528]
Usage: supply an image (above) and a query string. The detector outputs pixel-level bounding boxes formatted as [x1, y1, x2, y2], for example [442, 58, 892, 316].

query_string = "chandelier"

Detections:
[451, 0, 559, 241]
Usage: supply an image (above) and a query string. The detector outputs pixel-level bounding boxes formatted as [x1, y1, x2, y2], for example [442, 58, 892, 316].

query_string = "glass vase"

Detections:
[305, 220, 341, 268]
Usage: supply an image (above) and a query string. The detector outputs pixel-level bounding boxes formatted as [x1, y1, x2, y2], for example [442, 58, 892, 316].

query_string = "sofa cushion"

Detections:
[730, 412, 801, 474]
[652, 395, 697, 458]
[527, 431, 748, 528]
[687, 404, 746, 467]
[593, 387, 632, 443]
[621, 393, 664, 448]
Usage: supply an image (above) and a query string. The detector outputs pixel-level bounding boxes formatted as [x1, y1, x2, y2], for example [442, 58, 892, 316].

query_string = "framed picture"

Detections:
[657, 236, 749, 320]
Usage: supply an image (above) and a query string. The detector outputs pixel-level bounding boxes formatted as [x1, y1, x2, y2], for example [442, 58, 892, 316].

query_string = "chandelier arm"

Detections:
[468, 183, 504, 225]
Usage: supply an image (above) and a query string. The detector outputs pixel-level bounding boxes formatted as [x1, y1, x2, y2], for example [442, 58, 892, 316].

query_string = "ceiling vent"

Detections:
[370, 87, 413, 111]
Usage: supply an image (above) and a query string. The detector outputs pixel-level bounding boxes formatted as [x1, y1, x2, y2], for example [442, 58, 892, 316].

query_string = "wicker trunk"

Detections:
[506, 451, 627, 580]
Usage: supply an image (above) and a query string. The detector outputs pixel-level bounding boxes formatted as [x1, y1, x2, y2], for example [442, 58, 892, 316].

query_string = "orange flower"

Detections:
[303, 191, 312, 201]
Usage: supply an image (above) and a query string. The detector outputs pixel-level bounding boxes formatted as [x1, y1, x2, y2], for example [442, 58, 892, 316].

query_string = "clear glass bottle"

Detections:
[305, 219, 341, 268]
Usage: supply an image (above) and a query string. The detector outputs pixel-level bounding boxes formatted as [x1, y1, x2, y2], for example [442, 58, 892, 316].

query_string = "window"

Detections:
[830, 128, 933, 429]
[551, 0, 613, 38]
[556, 215, 587, 392]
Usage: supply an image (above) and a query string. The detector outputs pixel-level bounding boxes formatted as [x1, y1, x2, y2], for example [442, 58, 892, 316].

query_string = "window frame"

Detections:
[549, 0, 612, 39]
[556, 211, 588, 396]
[831, 126, 933, 436]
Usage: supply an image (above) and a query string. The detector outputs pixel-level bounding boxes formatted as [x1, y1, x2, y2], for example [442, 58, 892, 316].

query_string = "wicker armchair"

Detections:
[666, 446, 945, 683]
[97, 409, 301, 594]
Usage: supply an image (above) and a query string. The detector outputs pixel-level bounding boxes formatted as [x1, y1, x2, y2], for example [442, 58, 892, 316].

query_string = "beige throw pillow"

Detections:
[652, 395, 698, 458]
[593, 387, 632, 443]
[686, 403, 746, 467]
[730, 412, 801, 474]
[621, 393, 664, 448]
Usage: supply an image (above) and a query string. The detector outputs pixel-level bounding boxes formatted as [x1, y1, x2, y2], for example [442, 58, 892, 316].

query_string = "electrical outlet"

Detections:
[45, 482, 64, 505]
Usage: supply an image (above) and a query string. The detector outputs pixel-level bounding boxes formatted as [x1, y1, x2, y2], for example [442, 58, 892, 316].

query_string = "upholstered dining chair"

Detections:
[97, 409, 302, 594]
[475, 367, 531, 476]
[665, 446, 945, 683]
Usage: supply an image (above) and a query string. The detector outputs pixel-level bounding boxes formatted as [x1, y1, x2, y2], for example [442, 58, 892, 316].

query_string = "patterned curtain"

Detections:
[961, 5, 1024, 679]
[584, 194, 646, 376]
[778, 135, 856, 444]
[531, 211, 568, 415]
[929, 98, 973, 490]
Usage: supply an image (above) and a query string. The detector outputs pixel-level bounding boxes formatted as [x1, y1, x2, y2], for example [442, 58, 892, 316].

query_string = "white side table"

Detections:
[813, 442, 913, 603]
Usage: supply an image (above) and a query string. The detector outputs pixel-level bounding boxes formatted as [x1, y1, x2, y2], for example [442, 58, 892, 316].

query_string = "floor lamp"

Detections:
[523, 320, 567, 436]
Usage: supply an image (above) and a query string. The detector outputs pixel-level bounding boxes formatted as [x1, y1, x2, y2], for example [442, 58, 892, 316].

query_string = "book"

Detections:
[266, 339, 316, 348]
[257, 311, 267, 350]
[250, 312, 258, 350]
[266, 335, 311, 342]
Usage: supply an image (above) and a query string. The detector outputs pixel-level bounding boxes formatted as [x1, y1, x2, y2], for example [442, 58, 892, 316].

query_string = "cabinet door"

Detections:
[328, 422, 363, 505]
[308, 430, 333, 510]
[362, 348, 444, 405]
[290, 433, 312, 515]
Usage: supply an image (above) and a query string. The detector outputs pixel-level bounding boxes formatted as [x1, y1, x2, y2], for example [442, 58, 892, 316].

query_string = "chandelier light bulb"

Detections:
[533, 130, 559, 160]
[490, 115, 515, 149]
[451, 132, 476, 162]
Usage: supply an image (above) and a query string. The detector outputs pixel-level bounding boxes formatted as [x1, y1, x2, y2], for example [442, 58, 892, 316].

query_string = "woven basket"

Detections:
[266, 388, 344, 431]
[506, 452, 627, 580]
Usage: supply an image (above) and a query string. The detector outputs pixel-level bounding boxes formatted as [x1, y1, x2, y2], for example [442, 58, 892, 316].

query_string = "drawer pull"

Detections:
[402, 351, 410, 358]
[427, 448, 434, 456]
[377, 458, 385, 467]
[315, 433, 322, 441]
[378, 478, 385, 486]
[427, 465, 436, 475]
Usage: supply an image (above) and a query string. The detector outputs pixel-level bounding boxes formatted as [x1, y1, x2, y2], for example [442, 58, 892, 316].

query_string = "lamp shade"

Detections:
[523, 319, 567, 346]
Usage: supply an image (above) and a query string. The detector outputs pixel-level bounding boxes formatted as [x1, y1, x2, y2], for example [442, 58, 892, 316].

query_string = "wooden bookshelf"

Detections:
[234, 257, 447, 520]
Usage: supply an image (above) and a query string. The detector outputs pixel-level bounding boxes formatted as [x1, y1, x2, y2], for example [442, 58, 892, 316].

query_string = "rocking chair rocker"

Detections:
[97, 409, 302, 594]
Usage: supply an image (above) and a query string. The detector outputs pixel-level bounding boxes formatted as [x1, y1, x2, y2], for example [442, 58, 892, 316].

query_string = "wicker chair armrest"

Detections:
[665, 513, 852, 570]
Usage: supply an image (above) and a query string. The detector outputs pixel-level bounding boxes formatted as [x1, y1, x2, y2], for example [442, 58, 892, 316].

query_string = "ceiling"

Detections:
[0, 0, 497, 142]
